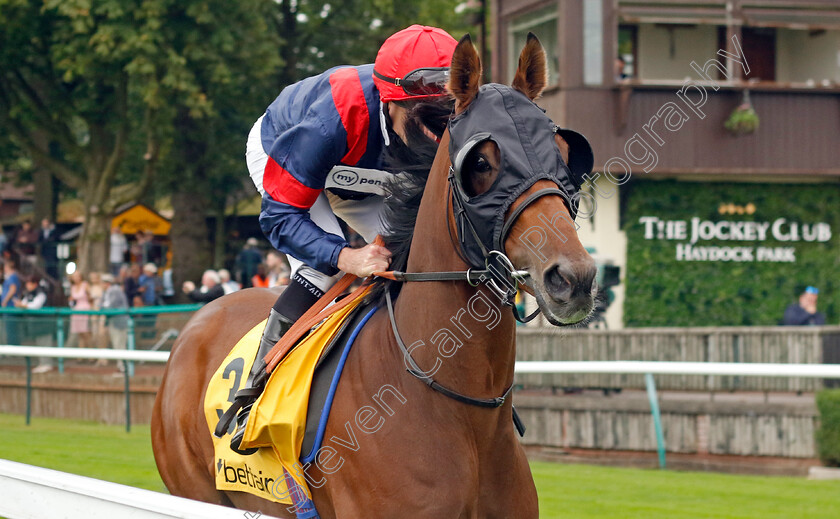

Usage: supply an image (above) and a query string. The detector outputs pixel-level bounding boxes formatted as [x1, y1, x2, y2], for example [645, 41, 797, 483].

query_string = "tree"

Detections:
[0, 0, 164, 273]
[272, 0, 475, 85]
[0, 0, 280, 277]
[147, 1, 282, 291]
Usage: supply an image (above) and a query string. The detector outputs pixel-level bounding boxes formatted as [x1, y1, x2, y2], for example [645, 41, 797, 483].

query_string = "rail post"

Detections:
[25, 356, 32, 426]
[645, 373, 666, 469]
[123, 360, 131, 433]
[126, 313, 135, 377]
[56, 314, 65, 374]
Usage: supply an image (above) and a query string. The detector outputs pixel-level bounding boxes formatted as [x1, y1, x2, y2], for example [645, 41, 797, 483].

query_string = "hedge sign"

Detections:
[623, 181, 840, 327]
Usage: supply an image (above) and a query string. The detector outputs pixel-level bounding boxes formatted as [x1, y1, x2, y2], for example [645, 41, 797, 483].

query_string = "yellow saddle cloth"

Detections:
[203, 288, 370, 504]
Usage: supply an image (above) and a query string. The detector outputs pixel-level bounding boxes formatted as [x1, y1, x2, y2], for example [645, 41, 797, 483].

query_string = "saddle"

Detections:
[203, 286, 375, 510]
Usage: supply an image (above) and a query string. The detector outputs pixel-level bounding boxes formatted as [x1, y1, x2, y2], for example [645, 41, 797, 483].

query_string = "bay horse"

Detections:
[152, 34, 596, 518]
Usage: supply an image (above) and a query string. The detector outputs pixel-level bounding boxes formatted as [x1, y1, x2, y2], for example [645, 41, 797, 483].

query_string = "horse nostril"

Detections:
[583, 263, 597, 294]
[544, 265, 572, 303]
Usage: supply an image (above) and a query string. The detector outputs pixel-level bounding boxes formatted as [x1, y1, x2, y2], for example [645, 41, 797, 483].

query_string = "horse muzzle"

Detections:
[535, 259, 597, 325]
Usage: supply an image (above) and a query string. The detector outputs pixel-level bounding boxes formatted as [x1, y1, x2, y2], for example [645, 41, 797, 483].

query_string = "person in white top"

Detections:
[109, 227, 128, 276]
[265, 250, 290, 288]
[16, 275, 53, 373]
[218, 269, 241, 295]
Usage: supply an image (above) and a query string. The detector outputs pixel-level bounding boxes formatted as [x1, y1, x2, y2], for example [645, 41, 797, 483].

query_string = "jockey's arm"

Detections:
[259, 112, 389, 278]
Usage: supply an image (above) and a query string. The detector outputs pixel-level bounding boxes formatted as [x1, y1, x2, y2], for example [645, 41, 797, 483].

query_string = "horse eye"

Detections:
[471, 156, 491, 174]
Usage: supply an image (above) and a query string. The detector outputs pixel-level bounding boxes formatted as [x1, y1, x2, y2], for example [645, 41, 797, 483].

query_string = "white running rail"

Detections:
[0, 345, 169, 362]
[0, 459, 280, 519]
[514, 360, 840, 378]
[3, 347, 839, 378]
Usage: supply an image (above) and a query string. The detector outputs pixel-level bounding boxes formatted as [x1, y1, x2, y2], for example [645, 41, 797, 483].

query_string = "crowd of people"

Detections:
[0, 219, 291, 372]
[181, 244, 290, 304]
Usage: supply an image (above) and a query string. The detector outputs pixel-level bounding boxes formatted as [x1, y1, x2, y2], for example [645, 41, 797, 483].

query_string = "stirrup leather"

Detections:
[214, 310, 291, 440]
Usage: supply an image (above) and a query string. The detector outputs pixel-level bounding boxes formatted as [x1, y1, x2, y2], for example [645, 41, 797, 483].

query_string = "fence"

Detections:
[4, 344, 840, 466]
[515, 325, 840, 392]
[0, 346, 168, 432]
[515, 360, 840, 468]
[0, 458, 277, 519]
[0, 304, 200, 375]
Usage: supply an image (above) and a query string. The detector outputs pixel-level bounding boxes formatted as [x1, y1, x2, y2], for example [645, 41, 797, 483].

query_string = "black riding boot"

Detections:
[219, 272, 325, 454]
[228, 308, 293, 454]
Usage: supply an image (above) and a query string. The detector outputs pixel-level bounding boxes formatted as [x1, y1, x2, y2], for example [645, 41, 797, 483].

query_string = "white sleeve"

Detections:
[26, 292, 47, 309]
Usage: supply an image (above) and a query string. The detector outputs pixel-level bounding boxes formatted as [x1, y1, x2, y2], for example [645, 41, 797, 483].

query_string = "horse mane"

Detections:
[367, 96, 453, 304]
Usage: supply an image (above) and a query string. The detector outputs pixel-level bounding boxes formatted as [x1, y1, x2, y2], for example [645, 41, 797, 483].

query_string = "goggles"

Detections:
[374, 67, 450, 97]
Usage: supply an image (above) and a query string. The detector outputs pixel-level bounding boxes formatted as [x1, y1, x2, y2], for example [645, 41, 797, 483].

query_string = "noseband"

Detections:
[447, 166, 570, 320]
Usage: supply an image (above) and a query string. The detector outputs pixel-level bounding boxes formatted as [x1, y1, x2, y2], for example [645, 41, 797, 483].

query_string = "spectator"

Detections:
[109, 227, 128, 276]
[0, 228, 7, 256]
[266, 250, 291, 287]
[2, 257, 23, 345]
[141, 230, 160, 265]
[182, 270, 224, 303]
[251, 263, 270, 288]
[38, 218, 59, 280]
[13, 221, 39, 265]
[16, 274, 54, 373]
[615, 56, 629, 81]
[101, 273, 129, 371]
[138, 263, 159, 306]
[219, 269, 241, 295]
[124, 263, 142, 307]
[161, 266, 175, 302]
[68, 271, 92, 350]
[235, 238, 263, 288]
[782, 286, 826, 326]
[88, 271, 104, 309]
[88, 272, 106, 349]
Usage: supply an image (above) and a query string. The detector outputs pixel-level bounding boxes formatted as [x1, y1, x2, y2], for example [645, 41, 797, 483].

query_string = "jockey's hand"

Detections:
[337, 243, 391, 278]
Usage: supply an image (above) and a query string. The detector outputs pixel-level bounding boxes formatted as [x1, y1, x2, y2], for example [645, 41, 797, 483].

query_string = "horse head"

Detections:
[445, 34, 597, 325]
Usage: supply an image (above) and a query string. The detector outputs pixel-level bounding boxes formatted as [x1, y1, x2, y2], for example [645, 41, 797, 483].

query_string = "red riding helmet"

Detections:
[373, 25, 458, 103]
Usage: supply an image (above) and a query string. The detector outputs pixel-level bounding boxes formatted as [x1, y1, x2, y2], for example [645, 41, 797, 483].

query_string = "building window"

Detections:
[508, 6, 559, 85]
[617, 25, 637, 80]
[583, 0, 604, 85]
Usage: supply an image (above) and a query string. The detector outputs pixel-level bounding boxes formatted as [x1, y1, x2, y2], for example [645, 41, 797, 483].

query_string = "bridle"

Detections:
[379, 141, 571, 432]
[380, 85, 588, 426]
[446, 161, 573, 322]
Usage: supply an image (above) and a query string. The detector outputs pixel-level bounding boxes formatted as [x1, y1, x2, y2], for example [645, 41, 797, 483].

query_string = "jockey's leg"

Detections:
[226, 265, 338, 453]
[324, 191, 385, 244]
[221, 193, 346, 453]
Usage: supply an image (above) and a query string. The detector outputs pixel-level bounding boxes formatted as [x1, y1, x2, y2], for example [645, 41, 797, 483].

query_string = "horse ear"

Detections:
[448, 34, 482, 112]
[512, 33, 547, 100]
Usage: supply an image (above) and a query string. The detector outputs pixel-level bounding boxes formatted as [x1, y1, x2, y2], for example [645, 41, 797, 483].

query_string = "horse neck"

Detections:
[394, 133, 517, 399]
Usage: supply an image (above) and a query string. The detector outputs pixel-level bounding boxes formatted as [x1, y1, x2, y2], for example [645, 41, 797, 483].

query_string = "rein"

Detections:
[378, 276, 527, 436]
[368, 170, 562, 431]
[384, 289, 513, 408]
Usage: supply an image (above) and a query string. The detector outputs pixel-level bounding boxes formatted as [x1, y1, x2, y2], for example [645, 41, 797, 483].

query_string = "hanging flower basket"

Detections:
[724, 91, 759, 135]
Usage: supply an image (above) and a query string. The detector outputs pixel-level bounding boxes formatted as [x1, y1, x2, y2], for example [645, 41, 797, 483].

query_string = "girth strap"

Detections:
[385, 289, 513, 408]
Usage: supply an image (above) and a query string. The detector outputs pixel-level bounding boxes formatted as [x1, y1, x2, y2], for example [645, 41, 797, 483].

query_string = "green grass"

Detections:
[2, 413, 840, 517]
[0, 413, 165, 492]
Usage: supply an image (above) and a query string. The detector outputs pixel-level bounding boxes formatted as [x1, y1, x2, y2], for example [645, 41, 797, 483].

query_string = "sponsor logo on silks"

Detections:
[332, 169, 360, 186]
[326, 166, 390, 195]
[218, 458, 277, 496]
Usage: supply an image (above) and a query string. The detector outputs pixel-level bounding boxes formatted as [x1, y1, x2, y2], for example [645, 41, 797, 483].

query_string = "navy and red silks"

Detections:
[258, 64, 384, 275]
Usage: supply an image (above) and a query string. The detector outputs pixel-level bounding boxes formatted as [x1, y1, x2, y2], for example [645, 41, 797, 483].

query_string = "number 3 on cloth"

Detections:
[215, 357, 244, 435]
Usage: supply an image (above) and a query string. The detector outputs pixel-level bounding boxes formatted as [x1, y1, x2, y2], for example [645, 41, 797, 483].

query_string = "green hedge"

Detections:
[816, 389, 840, 467]
[623, 181, 840, 326]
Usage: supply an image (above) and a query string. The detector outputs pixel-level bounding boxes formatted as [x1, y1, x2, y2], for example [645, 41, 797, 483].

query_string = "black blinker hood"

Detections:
[447, 84, 593, 268]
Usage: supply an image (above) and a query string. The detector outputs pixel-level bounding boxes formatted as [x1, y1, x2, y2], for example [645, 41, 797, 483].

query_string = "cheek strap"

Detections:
[497, 187, 568, 252]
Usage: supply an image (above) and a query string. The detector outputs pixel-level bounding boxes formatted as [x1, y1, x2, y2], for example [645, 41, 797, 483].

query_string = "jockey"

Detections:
[226, 25, 458, 453]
